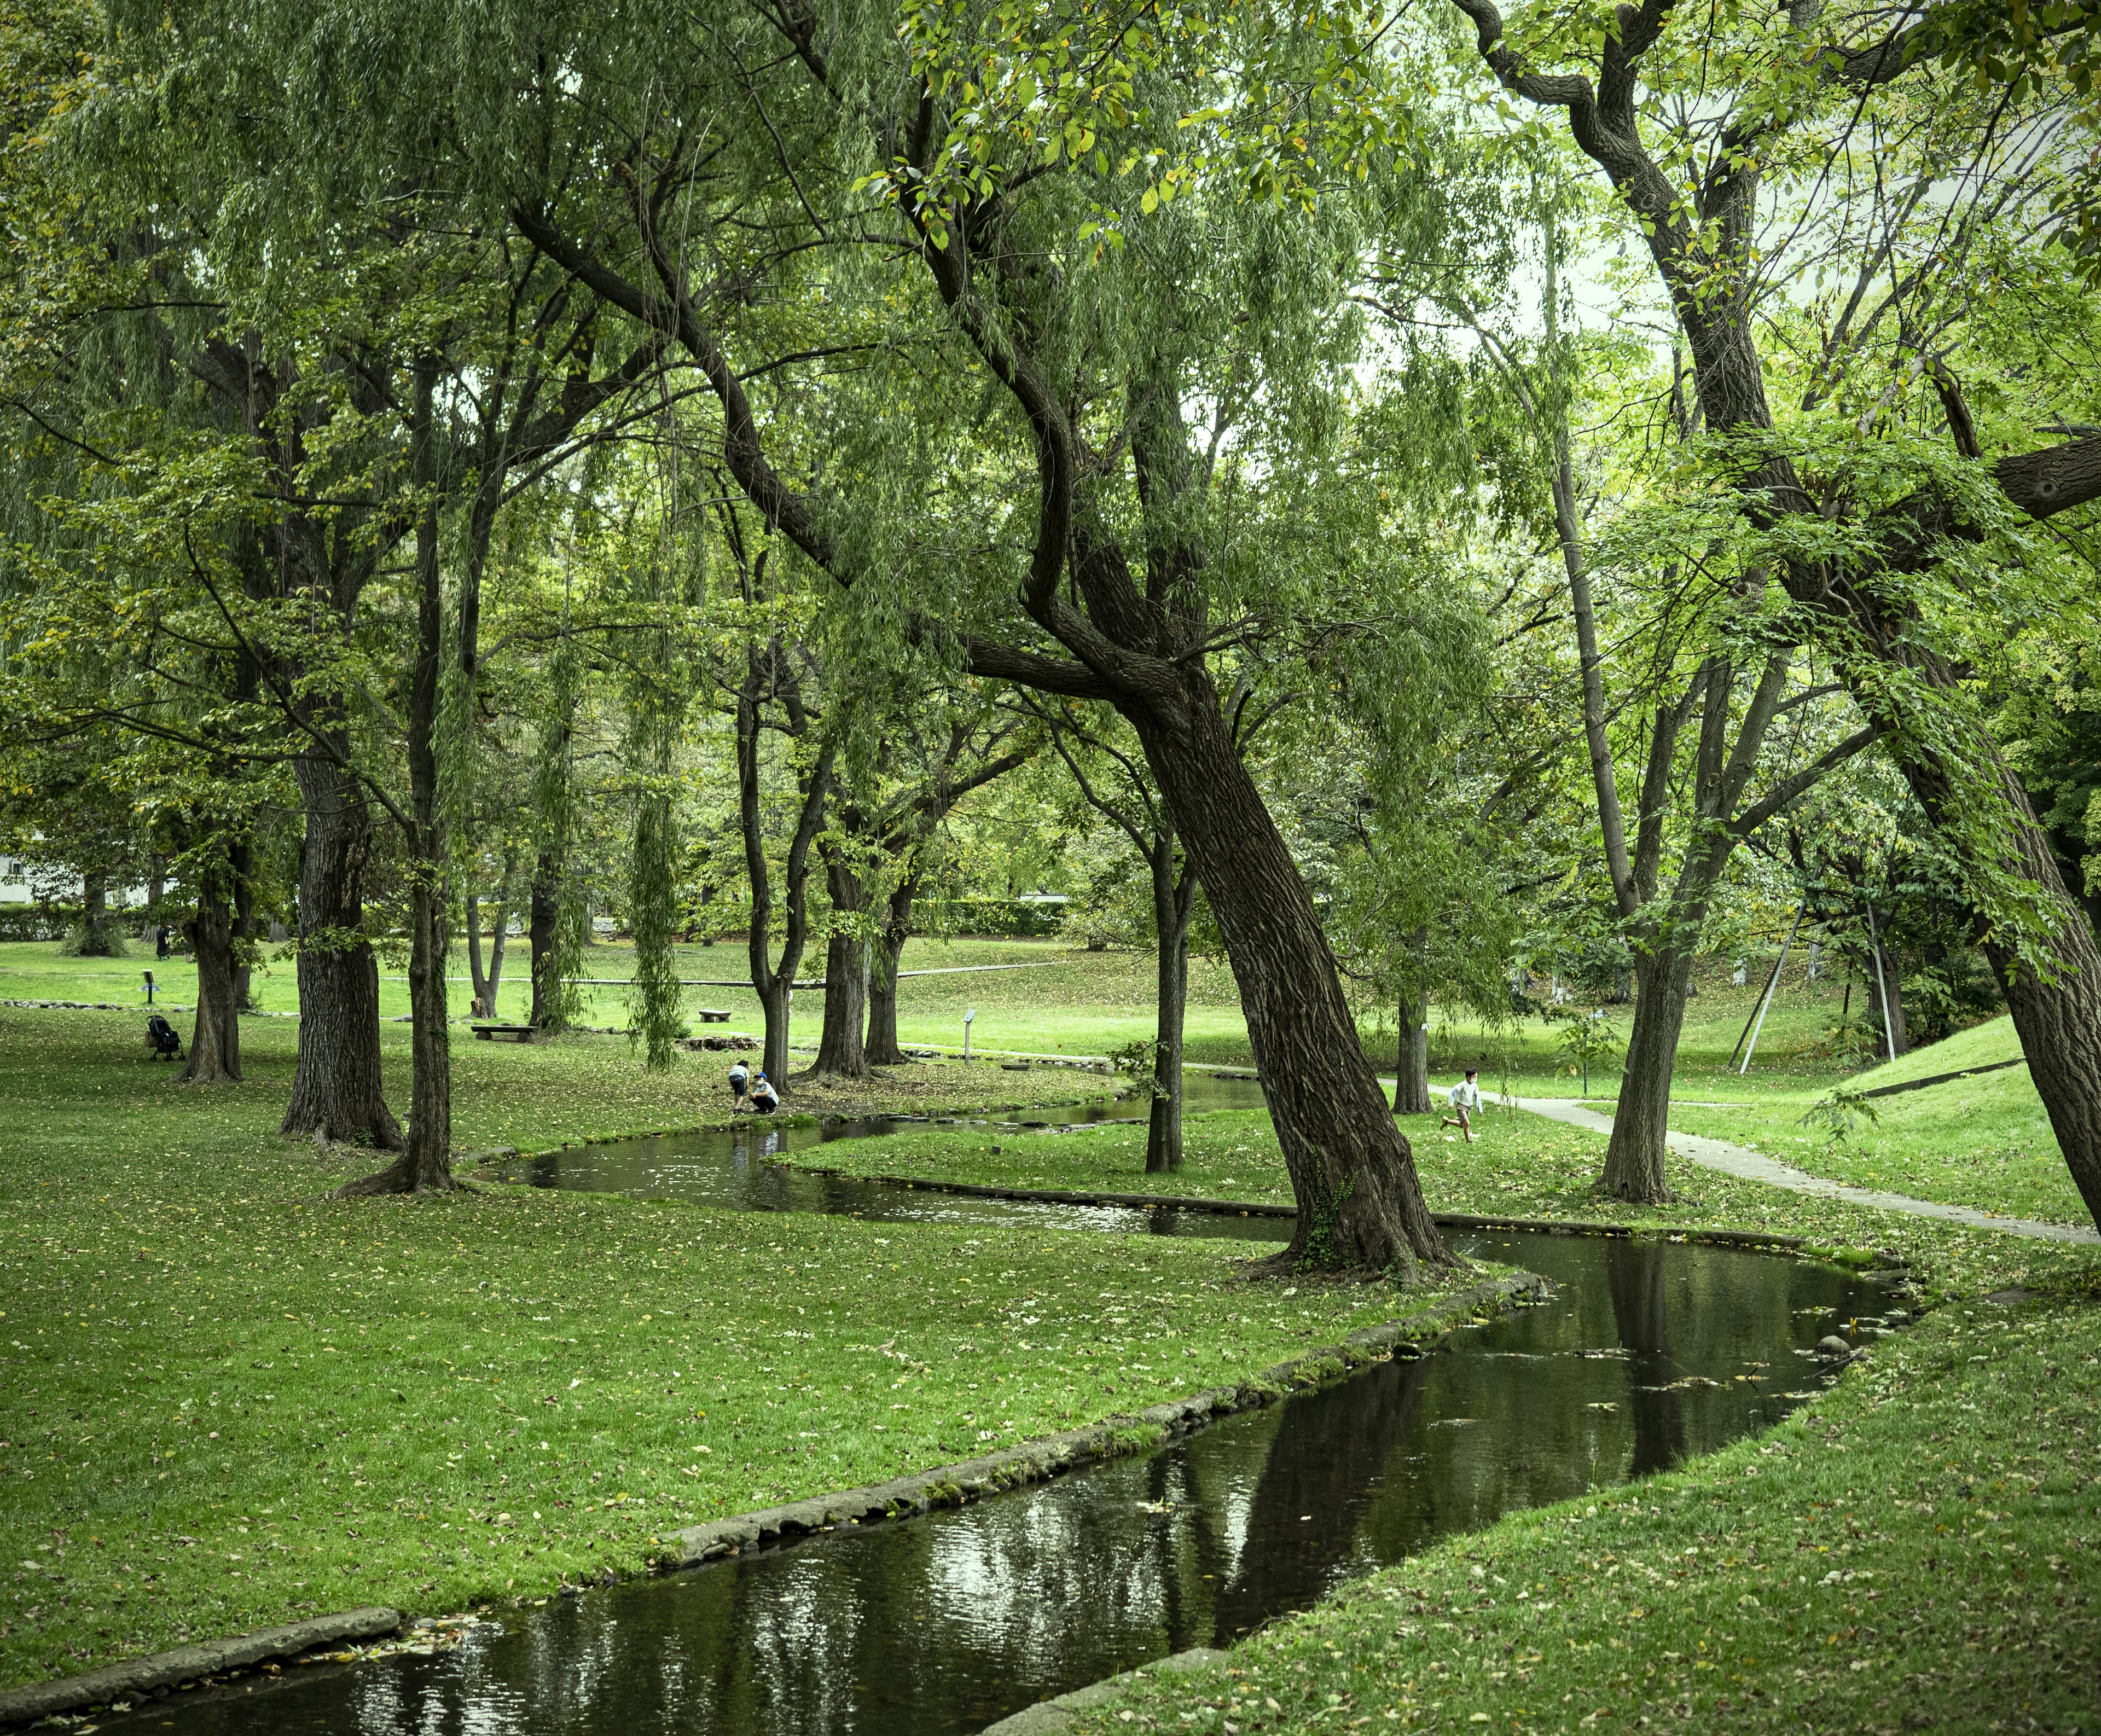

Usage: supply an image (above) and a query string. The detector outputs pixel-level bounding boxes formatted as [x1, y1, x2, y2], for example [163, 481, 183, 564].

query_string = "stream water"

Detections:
[494, 1072, 1282, 1240]
[140, 1226, 1885, 1736]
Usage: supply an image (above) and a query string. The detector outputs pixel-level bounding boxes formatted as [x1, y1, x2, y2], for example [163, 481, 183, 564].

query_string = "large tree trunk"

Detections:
[1131, 689, 1450, 1275]
[179, 870, 242, 1085]
[1599, 945, 1694, 1204]
[1146, 833, 1192, 1174]
[342, 365, 453, 1195]
[529, 847, 562, 1030]
[811, 850, 868, 1078]
[75, 870, 119, 956]
[1394, 961, 1432, 1115]
[282, 754, 403, 1151]
[863, 875, 918, 1067]
[1945, 773, 2101, 1228]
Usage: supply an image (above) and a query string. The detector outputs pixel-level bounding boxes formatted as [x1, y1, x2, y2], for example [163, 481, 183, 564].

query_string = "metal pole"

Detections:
[1737, 905, 1805, 1075]
[1865, 903, 1896, 1061]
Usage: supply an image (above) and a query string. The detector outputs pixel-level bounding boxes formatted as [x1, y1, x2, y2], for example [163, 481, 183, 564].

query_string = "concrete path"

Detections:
[1514, 1097, 2099, 1245]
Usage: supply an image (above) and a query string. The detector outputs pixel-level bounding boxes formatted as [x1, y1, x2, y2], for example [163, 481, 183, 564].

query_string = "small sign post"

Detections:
[963, 1007, 977, 1061]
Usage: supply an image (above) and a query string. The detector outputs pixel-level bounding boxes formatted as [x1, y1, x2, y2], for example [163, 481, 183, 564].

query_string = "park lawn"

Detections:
[1071, 1280, 2101, 1736]
[1662, 1017, 2088, 1227]
[0, 1007, 1490, 1692]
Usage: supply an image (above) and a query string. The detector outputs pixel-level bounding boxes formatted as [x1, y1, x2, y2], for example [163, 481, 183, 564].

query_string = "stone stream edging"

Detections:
[665, 1271, 1549, 1570]
[0, 1609, 403, 1729]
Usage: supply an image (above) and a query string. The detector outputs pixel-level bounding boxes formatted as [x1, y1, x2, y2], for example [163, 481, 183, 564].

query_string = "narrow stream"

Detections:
[496, 1073, 1281, 1240]
[141, 1231, 1887, 1736]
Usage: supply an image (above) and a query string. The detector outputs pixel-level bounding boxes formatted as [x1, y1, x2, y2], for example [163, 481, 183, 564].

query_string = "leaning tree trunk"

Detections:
[811, 851, 868, 1079]
[179, 876, 242, 1084]
[1145, 834, 1192, 1174]
[1599, 944, 1696, 1204]
[1394, 966, 1432, 1115]
[282, 754, 403, 1151]
[1953, 774, 2101, 1229]
[1131, 687, 1450, 1275]
[863, 875, 919, 1067]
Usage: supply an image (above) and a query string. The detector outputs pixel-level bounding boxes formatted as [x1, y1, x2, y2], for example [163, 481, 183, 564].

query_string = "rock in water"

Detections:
[1815, 1335, 1853, 1360]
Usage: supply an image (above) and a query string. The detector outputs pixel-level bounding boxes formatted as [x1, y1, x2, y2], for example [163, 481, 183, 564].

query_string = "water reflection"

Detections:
[501, 1073, 1281, 1243]
[154, 1232, 1881, 1736]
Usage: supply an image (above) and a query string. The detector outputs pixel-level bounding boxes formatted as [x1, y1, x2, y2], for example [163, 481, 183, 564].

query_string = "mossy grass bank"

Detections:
[0, 1008, 1487, 1692]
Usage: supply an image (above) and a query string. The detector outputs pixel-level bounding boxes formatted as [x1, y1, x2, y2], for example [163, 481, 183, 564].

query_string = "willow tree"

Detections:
[471, 0, 1496, 1275]
[1450, 0, 2101, 1222]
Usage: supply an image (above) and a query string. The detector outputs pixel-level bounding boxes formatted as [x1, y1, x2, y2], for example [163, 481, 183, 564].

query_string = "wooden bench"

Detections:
[470, 1024, 537, 1044]
[693, 1008, 732, 1023]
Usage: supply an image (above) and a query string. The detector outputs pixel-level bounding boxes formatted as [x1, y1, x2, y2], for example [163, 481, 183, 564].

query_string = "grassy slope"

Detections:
[0, 1010, 1487, 1691]
[1665, 1017, 2086, 1227]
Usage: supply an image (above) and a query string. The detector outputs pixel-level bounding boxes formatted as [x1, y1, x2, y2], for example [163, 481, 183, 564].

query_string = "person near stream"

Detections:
[748, 1072, 780, 1115]
[728, 1058, 751, 1111]
[1441, 1069, 1483, 1142]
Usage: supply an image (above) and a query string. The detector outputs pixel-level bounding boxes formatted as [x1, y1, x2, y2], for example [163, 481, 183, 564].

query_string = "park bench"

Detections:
[470, 1023, 537, 1044]
[693, 1008, 731, 1023]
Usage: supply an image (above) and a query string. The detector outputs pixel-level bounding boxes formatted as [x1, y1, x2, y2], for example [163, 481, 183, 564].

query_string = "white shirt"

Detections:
[1447, 1079, 1483, 1112]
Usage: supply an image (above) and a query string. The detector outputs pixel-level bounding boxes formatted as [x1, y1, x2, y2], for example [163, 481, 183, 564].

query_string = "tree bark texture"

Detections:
[343, 361, 454, 1197]
[1394, 971, 1432, 1115]
[529, 849, 562, 1030]
[75, 870, 119, 955]
[230, 837, 258, 1014]
[1134, 689, 1449, 1276]
[812, 848, 868, 1078]
[179, 875, 242, 1085]
[735, 642, 832, 1091]
[863, 876, 919, 1067]
[1146, 833, 1194, 1174]
[1599, 945, 1694, 1203]
[282, 754, 402, 1151]
[1865, 941, 1908, 1061]
[1945, 772, 2101, 1228]
[468, 893, 491, 1010]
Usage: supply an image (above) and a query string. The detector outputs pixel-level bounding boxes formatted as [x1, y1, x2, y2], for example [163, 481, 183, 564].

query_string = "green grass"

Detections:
[1663, 1017, 2087, 1227]
[1070, 1282, 2101, 1735]
[0, 1008, 1489, 1691]
[0, 938, 1900, 1090]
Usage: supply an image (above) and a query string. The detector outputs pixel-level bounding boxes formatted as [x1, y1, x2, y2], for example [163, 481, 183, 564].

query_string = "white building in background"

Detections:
[0, 858, 152, 909]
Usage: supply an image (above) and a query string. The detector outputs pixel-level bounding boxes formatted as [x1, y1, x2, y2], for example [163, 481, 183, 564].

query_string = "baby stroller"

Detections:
[147, 1013, 183, 1061]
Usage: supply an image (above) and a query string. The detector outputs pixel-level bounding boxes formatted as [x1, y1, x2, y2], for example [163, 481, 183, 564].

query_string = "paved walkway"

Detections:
[1515, 1097, 2099, 1245]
